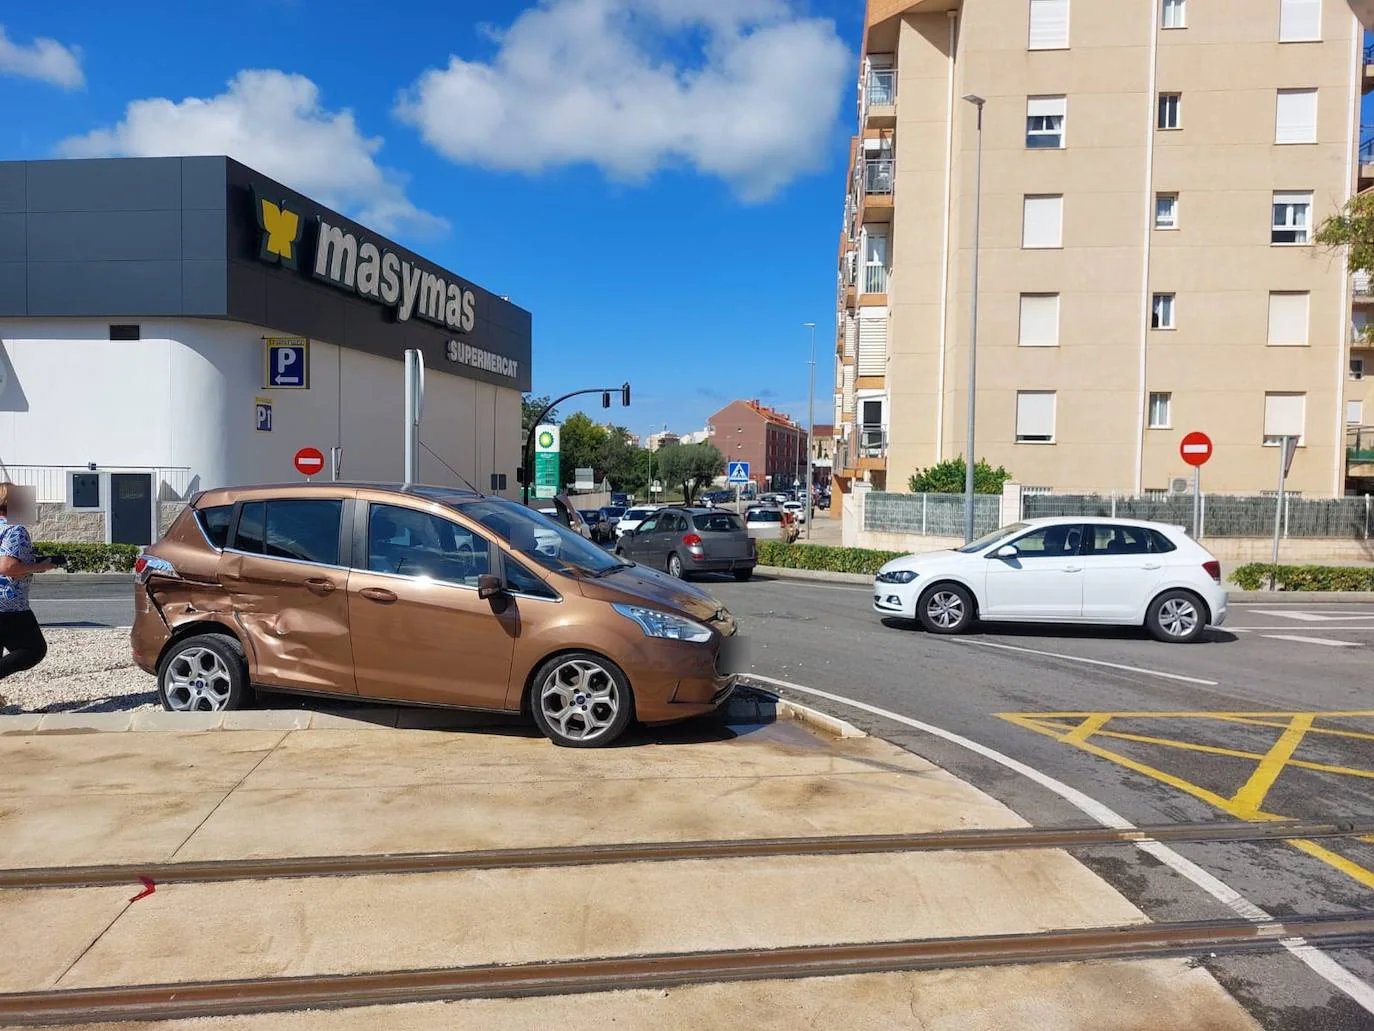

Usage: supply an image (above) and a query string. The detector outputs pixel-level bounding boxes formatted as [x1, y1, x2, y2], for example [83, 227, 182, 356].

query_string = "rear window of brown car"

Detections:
[233, 499, 343, 565]
[196, 505, 233, 549]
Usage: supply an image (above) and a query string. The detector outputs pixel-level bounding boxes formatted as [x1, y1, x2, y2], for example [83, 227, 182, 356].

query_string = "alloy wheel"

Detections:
[538, 659, 621, 743]
[668, 554, 683, 578]
[926, 591, 964, 629]
[164, 647, 233, 711]
[1157, 597, 1198, 638]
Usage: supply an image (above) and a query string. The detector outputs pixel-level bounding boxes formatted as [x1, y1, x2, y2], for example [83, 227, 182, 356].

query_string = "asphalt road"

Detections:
[27, 575, 1374, 1029]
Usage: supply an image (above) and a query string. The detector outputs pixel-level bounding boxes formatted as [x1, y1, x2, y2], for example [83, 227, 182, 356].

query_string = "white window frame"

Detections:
[1279, 0, 1322, 43]
[1015, 390, 1057, 444]
[1274, 88, 1318, 145]
[1157, 92, 1181, 130]
[1349, 399, 1366, 424]
[1148, 391, 1172, 429]
[1271, 191, 1313, 245]
[1018, 293, 1061, 347]
[1162, 0, 1187, 28]
[1267, 291, 1311, 346]
[1028, 0, 1070, 50]
[1263, 391, 1307, 446]
[1151, 293, 1176, 330]
[1022, 194, 1064, 249]
[1154, 193, 1179, 230]
[1026, 96, 1066, 149]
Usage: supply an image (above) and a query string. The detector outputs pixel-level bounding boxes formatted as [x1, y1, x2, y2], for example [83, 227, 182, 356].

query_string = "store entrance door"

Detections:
[110, 473, 153, 545]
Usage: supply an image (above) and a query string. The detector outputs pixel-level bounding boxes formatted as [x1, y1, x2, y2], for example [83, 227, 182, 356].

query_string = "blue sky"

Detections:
[0, 0, 864, 437]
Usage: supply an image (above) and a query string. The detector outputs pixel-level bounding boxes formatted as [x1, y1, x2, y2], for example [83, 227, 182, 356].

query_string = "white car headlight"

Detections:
[613, 603, 713, 643]
[875, 569, 918, 584]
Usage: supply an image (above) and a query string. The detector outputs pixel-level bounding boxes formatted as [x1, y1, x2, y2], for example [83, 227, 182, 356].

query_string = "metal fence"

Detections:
[865, 492, 1001, 538]
[1022, 493, 1373, 539]
[0, 465, 194, 504]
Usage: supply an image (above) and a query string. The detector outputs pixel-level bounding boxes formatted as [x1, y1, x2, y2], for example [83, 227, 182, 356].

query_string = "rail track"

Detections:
[4, 818, 1371, 890]
[3, 912, 1373, 1025]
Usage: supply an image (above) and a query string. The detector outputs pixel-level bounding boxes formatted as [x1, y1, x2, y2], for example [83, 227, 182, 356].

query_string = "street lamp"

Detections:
[961, 93, 986, 544]
[802, 322, 817, 540]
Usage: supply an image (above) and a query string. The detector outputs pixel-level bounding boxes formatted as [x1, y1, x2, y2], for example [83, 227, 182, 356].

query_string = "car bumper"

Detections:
[631, 634, 747, 724]
[690, 556, 756, 573]
[872, 580, 920, 618]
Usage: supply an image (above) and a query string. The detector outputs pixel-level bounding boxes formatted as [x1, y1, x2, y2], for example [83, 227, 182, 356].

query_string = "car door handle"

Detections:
[1142, 563, 1163, 570]
[304, 577, 337, 596]
[1062, 566, 1083, 573]
[359, 587, 397, 604]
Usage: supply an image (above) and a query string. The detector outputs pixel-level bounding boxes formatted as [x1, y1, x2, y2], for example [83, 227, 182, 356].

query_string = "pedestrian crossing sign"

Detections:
[727, 461, 750, 485]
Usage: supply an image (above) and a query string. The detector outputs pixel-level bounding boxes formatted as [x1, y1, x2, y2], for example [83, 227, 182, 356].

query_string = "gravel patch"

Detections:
[0, 629, 156, 714]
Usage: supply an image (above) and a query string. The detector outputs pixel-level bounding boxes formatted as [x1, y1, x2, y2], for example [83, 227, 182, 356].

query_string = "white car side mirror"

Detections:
[992, 544, 1019, 559]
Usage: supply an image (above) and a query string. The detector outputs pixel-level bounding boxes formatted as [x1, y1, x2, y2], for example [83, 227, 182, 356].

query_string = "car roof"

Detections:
[193, 482, 486, 507]
[1021, 515, 1185, 533]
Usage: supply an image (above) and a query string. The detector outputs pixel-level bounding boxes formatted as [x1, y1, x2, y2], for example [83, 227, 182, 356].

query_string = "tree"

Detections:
[908, 457, 1011, 495]
[558, 411, 609, 487]
[657, 442, 725, 503]
[522, 394, 558, 437]
[1315, 191, 1374, 276]
[598, 425, 644, 493]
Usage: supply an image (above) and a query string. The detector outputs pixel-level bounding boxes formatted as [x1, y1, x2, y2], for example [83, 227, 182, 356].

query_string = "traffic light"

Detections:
[621, 382, 631, 406]
[601, 391, 611, 408]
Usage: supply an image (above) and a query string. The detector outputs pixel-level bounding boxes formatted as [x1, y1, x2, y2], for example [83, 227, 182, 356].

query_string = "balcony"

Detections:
[1362, 125, 1374, 189]
[1355, 271, 1374, 307]
[861, 158, 895, 222]
[861, 263, 889, 297]
[1349, 426, 1374, 471]
[858, 423, 887, 459]
[864, 67, 896, 128]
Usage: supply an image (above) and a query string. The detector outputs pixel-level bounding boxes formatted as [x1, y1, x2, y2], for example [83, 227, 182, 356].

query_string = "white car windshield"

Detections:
[956, 522, 1030, 554]
[623, 508, 655, 521]
[458, 499, 623, 576]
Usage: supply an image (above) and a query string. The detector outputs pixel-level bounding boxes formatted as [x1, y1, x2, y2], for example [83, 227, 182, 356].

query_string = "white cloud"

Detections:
[394, 0, 851, 201]
[58, 70, 445, 236]
[0, 24, 83, 88]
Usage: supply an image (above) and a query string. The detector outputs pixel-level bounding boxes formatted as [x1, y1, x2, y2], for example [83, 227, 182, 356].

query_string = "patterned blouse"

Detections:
[0, 520, 36, 613]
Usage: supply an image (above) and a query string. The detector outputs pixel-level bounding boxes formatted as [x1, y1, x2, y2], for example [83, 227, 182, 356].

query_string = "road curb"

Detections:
[731, 684, 866, 739]
[34, 573, 134, 586]
[755, 565, 870, 586]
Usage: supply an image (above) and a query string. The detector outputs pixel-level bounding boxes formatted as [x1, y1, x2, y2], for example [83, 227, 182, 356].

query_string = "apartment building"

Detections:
[832, 0, 1370, 511]
[708, 400, 808, 491]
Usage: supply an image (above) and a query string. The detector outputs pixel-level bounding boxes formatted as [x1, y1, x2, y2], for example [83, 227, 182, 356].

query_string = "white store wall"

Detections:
[0, 317, 521, 505]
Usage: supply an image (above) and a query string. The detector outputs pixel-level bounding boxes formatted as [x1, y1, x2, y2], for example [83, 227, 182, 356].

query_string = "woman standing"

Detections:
[0, 483, 59, 679]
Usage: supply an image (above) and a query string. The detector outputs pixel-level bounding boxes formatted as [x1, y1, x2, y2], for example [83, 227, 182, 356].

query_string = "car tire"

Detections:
[1146, 590, 1207, 643]
[667, 553, 684, 579]
[916, 583, 975, 635]
[157, 633, 252, 712]
[529, 651, 635, 748]
[733, 569, 753, 582]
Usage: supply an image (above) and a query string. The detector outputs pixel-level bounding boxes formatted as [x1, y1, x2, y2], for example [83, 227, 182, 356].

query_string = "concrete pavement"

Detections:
[0, 706, 1261, 1028]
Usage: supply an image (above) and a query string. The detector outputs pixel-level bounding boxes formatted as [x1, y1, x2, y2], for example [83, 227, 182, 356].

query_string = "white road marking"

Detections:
[1225, 625, 1374, 631]
[1260, 634, 1363, 648]
[1248, 610, 1374, 622]
[957, 639, 1219, 686]
[745, 673, 1374, 1017]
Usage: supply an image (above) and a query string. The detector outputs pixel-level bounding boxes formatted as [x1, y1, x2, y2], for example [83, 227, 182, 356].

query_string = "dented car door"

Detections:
[218, 496, 357, 695]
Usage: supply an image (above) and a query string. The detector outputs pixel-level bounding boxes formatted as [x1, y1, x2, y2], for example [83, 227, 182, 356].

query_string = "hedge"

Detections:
[34, 541, 141, 573]
[755, 541, 904, 577]
[1229, 563, 1374, 592]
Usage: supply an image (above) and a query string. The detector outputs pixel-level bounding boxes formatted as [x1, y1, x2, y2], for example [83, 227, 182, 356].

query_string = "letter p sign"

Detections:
[265, 339, 310, 389]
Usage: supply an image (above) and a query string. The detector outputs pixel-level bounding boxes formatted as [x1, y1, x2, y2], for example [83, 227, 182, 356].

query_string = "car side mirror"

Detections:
[992, 544, 1019, 559]
[477, 574, 505, 600]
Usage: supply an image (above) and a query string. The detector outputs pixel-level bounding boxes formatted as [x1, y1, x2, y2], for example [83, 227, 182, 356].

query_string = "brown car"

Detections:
[131, 483, 741, 747]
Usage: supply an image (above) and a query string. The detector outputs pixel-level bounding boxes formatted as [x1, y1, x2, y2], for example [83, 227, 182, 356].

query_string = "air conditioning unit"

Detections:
[1169, 477, 1190, 495]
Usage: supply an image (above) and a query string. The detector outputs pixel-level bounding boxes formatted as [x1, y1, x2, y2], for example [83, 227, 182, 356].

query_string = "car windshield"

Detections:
[457, 498, 622, 576]
[694, 512, 743, 532]
[604, 507, 626, 518]
[956, 522, 1030, 554]
[624, 508, 655, 521]
[748, 510, 781, 522]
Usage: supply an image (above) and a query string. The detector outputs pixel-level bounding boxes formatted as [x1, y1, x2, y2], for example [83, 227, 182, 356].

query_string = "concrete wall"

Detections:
[32, 503, 103, 543]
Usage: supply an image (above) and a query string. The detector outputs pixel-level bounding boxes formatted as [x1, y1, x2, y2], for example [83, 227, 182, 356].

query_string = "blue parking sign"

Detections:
[255, 398, 272, 432]
[265, 338, 309, 389]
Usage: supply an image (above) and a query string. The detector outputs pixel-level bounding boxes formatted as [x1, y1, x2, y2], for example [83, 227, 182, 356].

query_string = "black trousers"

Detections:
[0, 610, 46, 680]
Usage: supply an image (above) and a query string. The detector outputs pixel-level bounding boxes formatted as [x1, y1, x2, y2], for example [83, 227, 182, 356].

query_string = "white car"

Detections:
[615, 505, 661, 539]
[744, 507, 786, 540]
[782, 500, 807, 525]
[872, 517, 1227, 643]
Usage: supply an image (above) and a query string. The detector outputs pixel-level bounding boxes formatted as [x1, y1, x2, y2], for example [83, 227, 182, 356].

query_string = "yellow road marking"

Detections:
[1230, 714, 1314, 817]
[1062, 713, 1112, 744]
[1081, 729, 1374, 781]
[995, 709, 1374, 719]
[1215, 714, 1374, 745]
[1288, 839, 1374, 892]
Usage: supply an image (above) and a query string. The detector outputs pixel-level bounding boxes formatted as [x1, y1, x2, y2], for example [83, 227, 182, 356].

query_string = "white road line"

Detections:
[1248, 610, 1374, 622]
[745, 673, 1374, 1017]
[957, 639, 1219, 686]
[1260, 634, 1363, 648]
[1226, 625, 1374, 631]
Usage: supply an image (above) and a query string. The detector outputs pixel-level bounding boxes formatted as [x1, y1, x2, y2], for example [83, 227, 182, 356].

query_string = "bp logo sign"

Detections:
[533, 424, 560, 500]
[537, 430, 555, 449]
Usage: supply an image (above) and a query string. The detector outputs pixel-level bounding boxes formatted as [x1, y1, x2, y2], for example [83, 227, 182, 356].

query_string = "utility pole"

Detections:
[403, 349, 423, 487]
[803, 321, 816, 540]
[962, 94, 986, 544]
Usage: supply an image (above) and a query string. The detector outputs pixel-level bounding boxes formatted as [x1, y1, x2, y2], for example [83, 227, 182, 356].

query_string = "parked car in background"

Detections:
[610, 492, 630, 508]
[615, 506, 660, 539]
[871, 517, 1226, 643]
[782, 500, 808, 525]
[816, 493, 831, 511]
[132, 483, 742, 747]
[599, 506, 626, 538]
[615, 507, 755, 581]
[744, 507, 786, 541]
[578, 509, 610, 543]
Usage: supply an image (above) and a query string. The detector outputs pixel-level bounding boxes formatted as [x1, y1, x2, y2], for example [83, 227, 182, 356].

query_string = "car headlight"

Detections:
[613, 603, 714, 643]
[875, 569, 918, 584]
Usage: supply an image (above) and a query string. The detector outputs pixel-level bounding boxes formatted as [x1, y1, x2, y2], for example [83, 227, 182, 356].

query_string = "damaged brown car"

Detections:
[132, 483, 742, 747]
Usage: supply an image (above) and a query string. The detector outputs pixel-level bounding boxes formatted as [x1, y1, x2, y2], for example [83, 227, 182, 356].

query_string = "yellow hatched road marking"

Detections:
[1231, 714, 1315, 817]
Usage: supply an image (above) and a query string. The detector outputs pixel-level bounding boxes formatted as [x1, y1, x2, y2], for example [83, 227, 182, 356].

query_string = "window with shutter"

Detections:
[1348, 400, 1365, 424]
[857, 314, 887, 376]
[843, 315, 857, 359]
[1022, 195, 1064, 248]
[842, 366, 856, 416]
[1272, 191, 1313, 244]
[1267, 292, 1310, 345]
[1148, 392, 1172, 429]
[1028, 0, 1070, 49]
[1026, 96, 1066, 148]
[1274, 89, 1317, 144]
[1015, 391, 1057, 443]
[1019, 294, 1060, 346]
[1279, 0, 1321, 42]
[1162, 0, 1186, 28]
[1263, 392, 1306, 444]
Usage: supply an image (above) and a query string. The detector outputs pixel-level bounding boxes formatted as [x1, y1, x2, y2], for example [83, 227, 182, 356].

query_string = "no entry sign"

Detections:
[1179, 431, 1213, 467]
[294, 446, 326, 477]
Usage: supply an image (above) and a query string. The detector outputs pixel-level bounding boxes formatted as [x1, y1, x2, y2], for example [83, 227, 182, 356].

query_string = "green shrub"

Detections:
[1229, 563, 1374, 592]
[34, 541, 141, 573]
[756, 541, 904, 577]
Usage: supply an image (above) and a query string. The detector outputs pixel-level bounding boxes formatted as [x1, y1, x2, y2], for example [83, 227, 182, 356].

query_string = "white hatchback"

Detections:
[615, 506, 661, 539]
[872, 517, 1227, 643]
